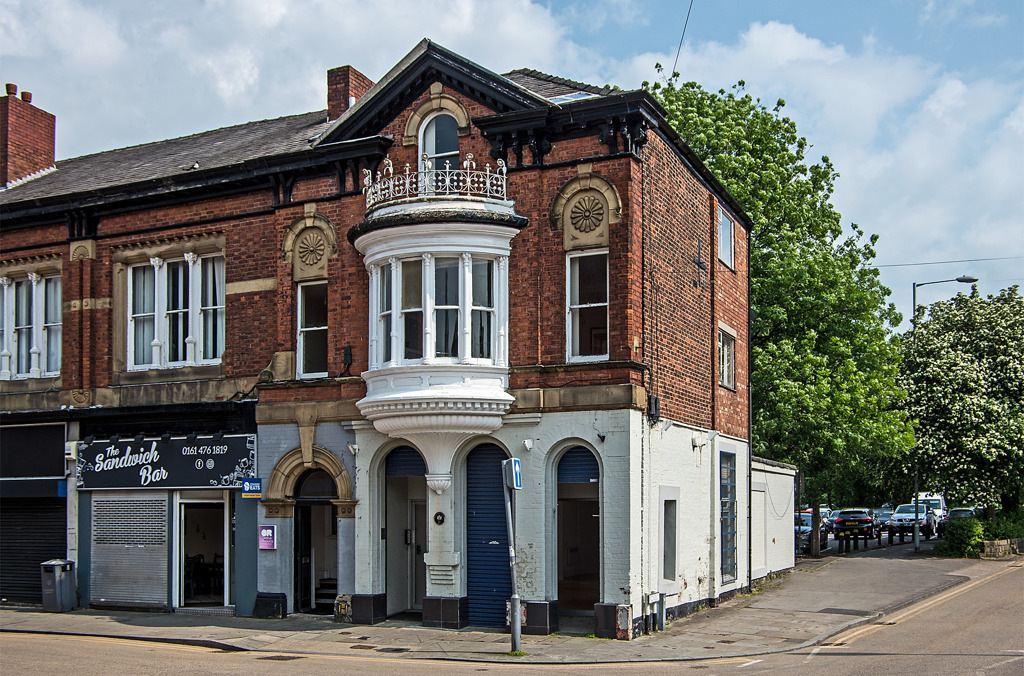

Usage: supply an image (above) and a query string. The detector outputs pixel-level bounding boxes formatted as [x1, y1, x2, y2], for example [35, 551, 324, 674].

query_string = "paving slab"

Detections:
[2, 542, 1020, 663]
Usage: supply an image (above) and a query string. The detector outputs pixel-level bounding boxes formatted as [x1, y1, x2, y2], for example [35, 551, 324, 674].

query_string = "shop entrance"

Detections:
[557, 447, 600, 612]
[293, 469, 338, 613]
[384, 446, 428, 617]
[180, 501, 226, 607]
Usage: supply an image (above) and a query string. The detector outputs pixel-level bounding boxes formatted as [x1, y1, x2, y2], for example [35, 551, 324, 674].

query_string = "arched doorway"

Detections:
[294, 468, 337, 613]
[383, 446, 428, 617]
[557, 447, 600, 612]
[465, 444, 512, 626]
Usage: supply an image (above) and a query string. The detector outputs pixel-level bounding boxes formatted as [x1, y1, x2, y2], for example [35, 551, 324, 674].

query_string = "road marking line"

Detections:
[982, 654, 1024, 670]
[832, 565, 1019, 646]
[738, 659, 763, 667]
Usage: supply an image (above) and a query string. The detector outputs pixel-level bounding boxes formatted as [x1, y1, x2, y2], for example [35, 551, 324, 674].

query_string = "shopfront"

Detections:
[76, 433, 256, 611]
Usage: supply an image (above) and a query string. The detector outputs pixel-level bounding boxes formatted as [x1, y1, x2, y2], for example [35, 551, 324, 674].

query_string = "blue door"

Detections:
[466, 445, 511, 626]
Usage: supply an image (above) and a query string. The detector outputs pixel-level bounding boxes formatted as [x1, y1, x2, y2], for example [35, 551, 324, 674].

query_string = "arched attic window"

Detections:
[420, 112, 460, 175]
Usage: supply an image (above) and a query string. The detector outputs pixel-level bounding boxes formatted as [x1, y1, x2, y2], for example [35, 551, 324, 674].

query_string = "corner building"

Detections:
[0, 41, 794, 637]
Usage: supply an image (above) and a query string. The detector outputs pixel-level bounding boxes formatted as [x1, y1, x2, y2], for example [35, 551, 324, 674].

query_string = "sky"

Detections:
[2, 0, 1022, 330]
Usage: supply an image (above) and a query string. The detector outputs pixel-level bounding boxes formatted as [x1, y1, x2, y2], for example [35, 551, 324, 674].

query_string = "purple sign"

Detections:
[259, 525, 277, 550]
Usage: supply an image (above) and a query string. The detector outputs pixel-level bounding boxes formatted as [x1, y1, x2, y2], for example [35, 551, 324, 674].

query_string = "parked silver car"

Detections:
[889, 503, 936, 539]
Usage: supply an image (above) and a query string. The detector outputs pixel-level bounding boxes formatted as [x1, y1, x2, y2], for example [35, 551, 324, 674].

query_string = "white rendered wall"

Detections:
[752, 459, 796, 576]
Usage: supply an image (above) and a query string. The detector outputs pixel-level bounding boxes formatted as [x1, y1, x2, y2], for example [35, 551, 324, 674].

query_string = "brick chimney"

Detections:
[1, 83, 56, 187]
[327, 66, 374, 121]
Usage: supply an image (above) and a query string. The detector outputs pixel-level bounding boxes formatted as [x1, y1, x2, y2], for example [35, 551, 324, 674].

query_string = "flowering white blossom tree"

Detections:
[901, 286, 1024, 511]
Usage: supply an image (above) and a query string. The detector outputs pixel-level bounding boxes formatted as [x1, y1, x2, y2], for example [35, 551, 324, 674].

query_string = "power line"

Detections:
[671, 0, 696, 78]
[875, 256, 1023, 268]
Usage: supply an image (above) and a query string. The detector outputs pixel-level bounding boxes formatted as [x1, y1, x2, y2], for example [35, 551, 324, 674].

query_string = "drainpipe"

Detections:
[747, 234, 754, 591]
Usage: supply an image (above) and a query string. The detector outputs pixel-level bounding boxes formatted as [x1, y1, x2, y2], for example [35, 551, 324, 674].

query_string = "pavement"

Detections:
[2, 539, 1021, 664]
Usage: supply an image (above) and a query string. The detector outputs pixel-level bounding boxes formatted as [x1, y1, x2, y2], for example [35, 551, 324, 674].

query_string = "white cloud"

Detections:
[191, 46, 261, 107]
[0, 0, 126, 65]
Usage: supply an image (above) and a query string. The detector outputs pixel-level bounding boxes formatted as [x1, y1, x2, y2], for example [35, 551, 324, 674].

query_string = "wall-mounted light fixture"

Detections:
[523, 439, 534, 452]
[348, 444, 359, 456]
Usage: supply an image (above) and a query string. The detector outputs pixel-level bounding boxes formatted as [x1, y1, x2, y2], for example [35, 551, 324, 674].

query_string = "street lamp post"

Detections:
[909, 275, 978, 552]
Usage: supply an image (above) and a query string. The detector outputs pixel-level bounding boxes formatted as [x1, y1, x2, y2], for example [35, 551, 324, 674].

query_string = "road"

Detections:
[2, 564, 1020, 675]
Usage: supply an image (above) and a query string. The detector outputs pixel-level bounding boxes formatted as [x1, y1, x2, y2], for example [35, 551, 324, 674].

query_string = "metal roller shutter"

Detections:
[0, 499, 67, 604]
[557, 447, 599, 483]
[90, 491, 168, 607]
[385, 446, 427, 476]
[465, 445, 511, 626]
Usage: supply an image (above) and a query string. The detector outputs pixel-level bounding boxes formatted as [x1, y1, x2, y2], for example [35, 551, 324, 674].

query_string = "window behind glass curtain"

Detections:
[299, 282, 328, 376]
[14, 279, 33, 374]
[379, 262, 393, 363]
[718, 208, 734, 268]
[131, 265, 156, 366]
[402, 259, 423, 359]
[471, 259, 493, 359]
[568, 253, 608, 358]
[43, 277, 61, 373]
[165, 260, 189, 363]
[200, 257, 225, 361]
[434, 258, 459, 358]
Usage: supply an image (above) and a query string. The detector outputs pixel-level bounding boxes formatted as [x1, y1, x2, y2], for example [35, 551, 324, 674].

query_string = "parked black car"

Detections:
[937, 507, 976, 538]
[833, 509, 874, 535]
[795, 511, 829, 553]
[871, 508, 893, 537]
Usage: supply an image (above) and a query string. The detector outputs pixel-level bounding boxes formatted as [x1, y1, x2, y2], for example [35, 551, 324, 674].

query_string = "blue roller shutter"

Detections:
[385, 446, 427, 476]
[558, 447, 599, 483]
[466, 445, 511, 626]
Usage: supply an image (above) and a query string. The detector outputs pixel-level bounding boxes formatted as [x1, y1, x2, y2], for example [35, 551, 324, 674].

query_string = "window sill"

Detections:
[116, 364, 224, 385]
[0, 375, 61, 393]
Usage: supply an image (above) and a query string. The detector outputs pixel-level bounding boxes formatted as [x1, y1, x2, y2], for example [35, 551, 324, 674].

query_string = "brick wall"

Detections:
[0, 87, 56, 186]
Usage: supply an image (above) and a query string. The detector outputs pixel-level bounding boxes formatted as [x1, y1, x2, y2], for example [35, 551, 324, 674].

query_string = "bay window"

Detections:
[127, 254, 224, 369]
[370, 252, 505, 369]
[567, 250, 608, 361]
[0, 272, 62, 379]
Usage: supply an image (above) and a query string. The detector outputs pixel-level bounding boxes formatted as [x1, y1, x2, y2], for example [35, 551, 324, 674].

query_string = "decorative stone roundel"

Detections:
[570, 195, 604, 233]
[551, 172, 621, 251]
[297, 230, 327, 266]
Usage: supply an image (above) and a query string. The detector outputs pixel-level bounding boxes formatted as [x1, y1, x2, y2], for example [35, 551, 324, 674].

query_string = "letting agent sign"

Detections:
[76, 434, 257, 490]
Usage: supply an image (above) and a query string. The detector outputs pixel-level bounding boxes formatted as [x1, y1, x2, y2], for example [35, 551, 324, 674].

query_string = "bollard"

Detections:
[853, 534, 860, 550]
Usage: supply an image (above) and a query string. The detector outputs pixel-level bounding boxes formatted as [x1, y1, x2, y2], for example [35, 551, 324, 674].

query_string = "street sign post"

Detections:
[502, 457, 523, 653]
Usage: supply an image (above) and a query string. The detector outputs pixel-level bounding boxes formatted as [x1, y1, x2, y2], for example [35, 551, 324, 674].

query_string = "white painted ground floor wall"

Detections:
[253, 408, 795, 629]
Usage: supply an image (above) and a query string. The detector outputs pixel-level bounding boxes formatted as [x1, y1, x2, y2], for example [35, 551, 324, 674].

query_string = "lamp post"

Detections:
[909, 275, 978, 552]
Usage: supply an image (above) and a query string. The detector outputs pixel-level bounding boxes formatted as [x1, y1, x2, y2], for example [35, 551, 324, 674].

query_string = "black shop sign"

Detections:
[77, 434, 257, 490]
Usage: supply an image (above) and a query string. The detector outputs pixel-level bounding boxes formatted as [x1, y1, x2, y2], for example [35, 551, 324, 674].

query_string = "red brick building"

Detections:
[0, 41, 793, 636]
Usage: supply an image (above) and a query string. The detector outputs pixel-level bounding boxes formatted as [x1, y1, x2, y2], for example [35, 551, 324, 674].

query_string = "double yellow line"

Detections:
[828, 564, 1020, 647]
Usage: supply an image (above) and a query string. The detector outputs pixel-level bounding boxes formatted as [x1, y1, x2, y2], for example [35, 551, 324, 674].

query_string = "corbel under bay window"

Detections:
[369, 253, 506, 369]
[0, 273, 62, 379]
[127, 254, 224, 370]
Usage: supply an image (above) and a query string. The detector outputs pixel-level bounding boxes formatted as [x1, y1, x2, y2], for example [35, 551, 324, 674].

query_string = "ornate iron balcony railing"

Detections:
[363, 154, 508, 212]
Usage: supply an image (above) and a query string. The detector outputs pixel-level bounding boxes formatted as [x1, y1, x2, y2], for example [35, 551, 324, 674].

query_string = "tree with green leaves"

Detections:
[645, 72, 914, 550]
[900, 286, 1024, 513]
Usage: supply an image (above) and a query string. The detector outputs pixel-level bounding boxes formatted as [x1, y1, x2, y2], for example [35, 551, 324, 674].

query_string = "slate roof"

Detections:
[502, 69, 615, 100]
[0, 111, 329, 206]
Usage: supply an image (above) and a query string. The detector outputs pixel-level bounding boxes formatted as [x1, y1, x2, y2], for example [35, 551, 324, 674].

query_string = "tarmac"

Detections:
[2, 539, 1021, 664]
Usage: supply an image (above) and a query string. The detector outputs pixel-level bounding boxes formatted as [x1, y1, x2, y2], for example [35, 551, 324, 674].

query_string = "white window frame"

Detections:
[566, 249, 609, 363]
[718, 323, 736, 390]
[127, 253, 224, 371]
[0, 272, 62, 380]
[297, 281, 329, 379]
[369, 252, 506, 370]
[419, 111, 460, 172]
[718, 207, 734, 269]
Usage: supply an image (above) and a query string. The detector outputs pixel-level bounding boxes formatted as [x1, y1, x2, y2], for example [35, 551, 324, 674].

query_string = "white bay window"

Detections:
[127, 254, 224, 369]
[370, 252, 506, 369]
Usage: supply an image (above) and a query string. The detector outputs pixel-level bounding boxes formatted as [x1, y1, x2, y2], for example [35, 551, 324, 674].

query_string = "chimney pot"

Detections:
[5, 83, 16, 96]
[21, 91, 32, 104]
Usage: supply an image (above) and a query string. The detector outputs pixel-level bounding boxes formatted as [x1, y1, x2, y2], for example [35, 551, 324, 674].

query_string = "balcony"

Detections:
[362, 155, 512, 219]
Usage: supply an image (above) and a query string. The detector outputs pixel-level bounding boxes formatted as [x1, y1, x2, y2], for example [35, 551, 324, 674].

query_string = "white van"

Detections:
[916, 493, 947, 519]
